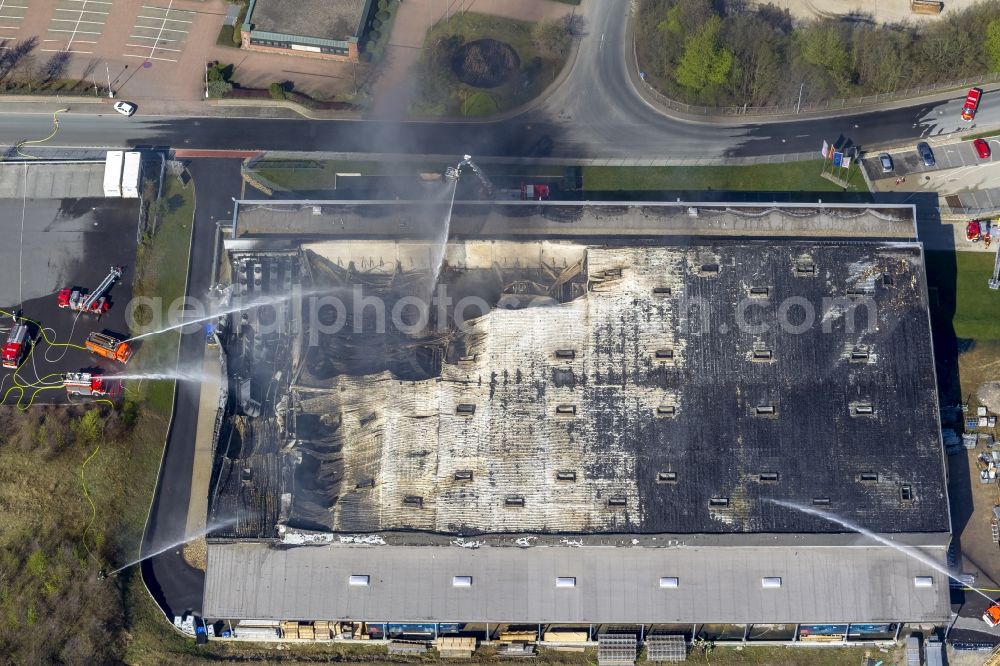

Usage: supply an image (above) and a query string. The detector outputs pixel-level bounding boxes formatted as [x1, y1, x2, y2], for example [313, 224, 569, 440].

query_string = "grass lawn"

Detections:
[252, 159, 568, 192]
[412, 12, 570, 115]
[688, 646, 895, 665]
[962, 128, 1000, 141]
[925, 250, 1000, 340]
[462, 91, 499, 116]
[583, 161, 870, 193]
[131, 177, 196, 414]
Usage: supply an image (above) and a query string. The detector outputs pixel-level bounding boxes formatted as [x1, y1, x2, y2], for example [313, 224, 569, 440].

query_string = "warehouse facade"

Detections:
[240, 0, 374, 62]
[203, 200, 951, 647]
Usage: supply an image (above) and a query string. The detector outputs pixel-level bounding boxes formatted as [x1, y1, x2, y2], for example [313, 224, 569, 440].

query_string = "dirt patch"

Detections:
[182, 537, 207, 570]
[452, 38, 520, 88]
[978, 381, 1000, 414]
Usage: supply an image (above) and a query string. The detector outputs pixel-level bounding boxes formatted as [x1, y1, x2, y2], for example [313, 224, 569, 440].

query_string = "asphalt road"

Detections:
[142, 159, 241, 619]
[0, 88, 990, 164]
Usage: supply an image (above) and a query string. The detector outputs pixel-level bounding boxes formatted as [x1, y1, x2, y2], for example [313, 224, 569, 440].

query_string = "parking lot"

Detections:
[123, 2, 194, 63]
[0, 163, 139, 406]
[42, 0, 112, 55]
[863, 137, 1000, 181]
[0, 0, 30, 44]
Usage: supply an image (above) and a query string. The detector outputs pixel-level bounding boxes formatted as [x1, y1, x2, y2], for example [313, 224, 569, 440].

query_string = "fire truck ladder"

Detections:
[83, 266, 123, 311]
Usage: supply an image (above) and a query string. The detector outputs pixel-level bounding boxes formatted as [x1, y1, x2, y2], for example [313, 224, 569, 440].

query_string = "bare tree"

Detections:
[39, 51, 70, 84]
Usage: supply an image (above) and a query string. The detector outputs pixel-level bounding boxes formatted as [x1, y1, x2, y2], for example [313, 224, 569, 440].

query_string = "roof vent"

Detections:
[654, 349, 674, 361]
[453, 470, 473, 482]
[659, 577, 679, 589]
[348, 575, 370, 586]
[752, 349, 773, 361]
[850, 347, 871, 362]
[556, 470, 577, 482]
[458, 354, 477, 364]
[758, 472, 779, 483]
[700, 263, 720, 275]
[555, 404, 577, 416]
[749, 286, 769, 298]
[452, 576, 473, 587]
[882, 273, 894, 286]
[505, 496, 525, 508]
[914, 576, 934, 588]
[355, 478, 375, 489]
[555, 577, 576, 588]
[812, 497, 831, 506]
[859, 472, 879, 483]
[456, 403, 476, 416]
[900, 484, 914, 503]
[403, 495, 424, 508]
[795, 263, 816, 276]
[852, 403, 875, 416]
[656, 405, 676, 417]
[754, 404, 777, 416]
[761, 577, 782, 589]
[846, 288, 869, 298]
[555, 349, 576, 360]
[653, 287, 672, 296]
[607, 497, 627, 508]
[603, 268, 622, 278]
[657, 471, 678, 484]
[709, 497, 730, 508]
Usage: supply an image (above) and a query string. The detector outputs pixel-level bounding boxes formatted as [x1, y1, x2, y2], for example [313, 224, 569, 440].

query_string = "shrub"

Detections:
[376, 10, 390, 21]
[378, 0, 389, 9]
[372, 18, 383, 30]
[207, 79, 233, 98]
[269, 82, 286, 99]
[368, 29, 381, 42]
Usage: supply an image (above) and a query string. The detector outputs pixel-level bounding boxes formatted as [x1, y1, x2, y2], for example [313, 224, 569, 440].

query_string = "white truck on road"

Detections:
[121, 151, 141, 198]
[103, 150, 124, 197]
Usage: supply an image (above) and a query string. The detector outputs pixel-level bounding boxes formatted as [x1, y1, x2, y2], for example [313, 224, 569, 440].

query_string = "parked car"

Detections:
[113, 101, 137, 117]
[879, 153, 894, 173]
[975, 138, 992, 159]
[916, 142, 935, 167]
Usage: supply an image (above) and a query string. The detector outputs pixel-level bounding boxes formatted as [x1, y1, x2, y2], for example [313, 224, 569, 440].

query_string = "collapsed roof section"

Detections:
[285, 239, 948, 537]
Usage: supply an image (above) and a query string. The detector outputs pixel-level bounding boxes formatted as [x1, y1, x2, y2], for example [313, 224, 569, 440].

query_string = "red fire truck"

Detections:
[63, 372, 120, 398]
[1, 321, 30, 369]
[962, 87, 983, 121]
[57, 266, 123, 316]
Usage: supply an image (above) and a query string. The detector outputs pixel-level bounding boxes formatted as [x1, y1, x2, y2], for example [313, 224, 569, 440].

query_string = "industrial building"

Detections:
[240, 0, 373, 62]
[203, 199, 951, 650]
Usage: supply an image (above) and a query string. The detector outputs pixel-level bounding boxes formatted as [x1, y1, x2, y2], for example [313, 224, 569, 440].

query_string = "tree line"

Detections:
[636, 0, 1000, 108]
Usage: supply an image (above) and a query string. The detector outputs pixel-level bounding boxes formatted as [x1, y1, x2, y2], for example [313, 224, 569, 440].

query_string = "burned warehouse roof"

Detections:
[208, 200, 946, 544]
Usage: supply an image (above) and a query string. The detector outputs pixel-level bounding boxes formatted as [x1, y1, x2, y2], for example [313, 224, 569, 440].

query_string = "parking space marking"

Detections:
[122, 1, 194, 64]
[0, 0, 29, 40]
[45, 0, 111, 53]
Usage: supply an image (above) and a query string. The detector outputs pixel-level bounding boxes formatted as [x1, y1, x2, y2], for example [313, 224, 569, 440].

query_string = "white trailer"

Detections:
[121, 151, 142, 198]
[103, 150, 124, 197]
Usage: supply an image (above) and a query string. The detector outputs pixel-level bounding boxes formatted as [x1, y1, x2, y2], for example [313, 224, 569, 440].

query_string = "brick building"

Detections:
[241, 0, 374, 62]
